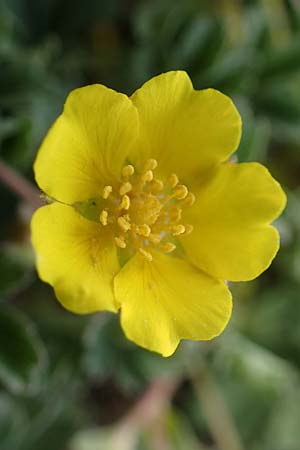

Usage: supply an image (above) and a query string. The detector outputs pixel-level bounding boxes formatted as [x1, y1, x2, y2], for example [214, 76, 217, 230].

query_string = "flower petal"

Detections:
[34, 85, 139, 203]
[31, 203, 120, 313]
[181, 162, 287, 281]
[114, 251, 232, 357]
[130, 71, 241, 180]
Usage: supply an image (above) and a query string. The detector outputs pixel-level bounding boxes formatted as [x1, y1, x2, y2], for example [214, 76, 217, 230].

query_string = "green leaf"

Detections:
[260, 390, 300, 450]
[256, 84, 300, 122]
[0, 393, 29, 450]
[0, 306, 47, 393]
[70, 406, 206, 450]
[0, 244, 34, 300]
[82, 314, 185, 393]
[236, 98, 271, 163]
[198, 48, 253, 93]
[166, 18, 217, 69]
[209, 331, 299, 446]
[259, 42, 300, 79]
[162, 410, 206, 450]
[69, 427, 135, 450]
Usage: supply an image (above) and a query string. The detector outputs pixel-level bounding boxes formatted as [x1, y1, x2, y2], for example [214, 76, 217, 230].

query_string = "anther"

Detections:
[102, 158, 194, 258]
[184, 224, 194, 235]
[144, 158, 158, 171]
[139, 248, 153, 262]
[174, 184, 188, 200]
[122, 165, 135, 178]
[172, 224, 186, 236]
[119, 182, 132, 196]
[117, 215, 131, 232]
[150, 179, 164, 193]
[136, 224, 151, 237]
[142, 170, 154, 183]
[99, 210, 108, 226]
[169, 207, 182, 222]
[168, 174, 179, 188]
[120, 194, 130, 210]
[149, 233, 161, 245]
[160, 242, 176, 253]
[115, 237, 126, 248]
[183, 192, 196, 206]
[102, 185, 112, 199]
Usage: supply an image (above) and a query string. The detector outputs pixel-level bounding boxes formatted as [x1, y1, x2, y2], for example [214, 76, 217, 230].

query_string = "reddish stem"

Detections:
[0, 159, 43, 209]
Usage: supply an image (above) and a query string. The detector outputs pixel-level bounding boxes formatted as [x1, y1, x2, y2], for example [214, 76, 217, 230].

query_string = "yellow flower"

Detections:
[31, 71, 286, 357]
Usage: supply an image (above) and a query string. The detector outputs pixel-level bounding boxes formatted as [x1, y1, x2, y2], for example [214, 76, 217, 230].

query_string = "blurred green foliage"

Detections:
[0, 0, 300, 449]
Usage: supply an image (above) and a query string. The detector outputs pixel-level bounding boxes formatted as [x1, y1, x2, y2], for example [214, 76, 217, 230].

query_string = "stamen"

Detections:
[115, 236, 126, 248]
[102, 185, 112, 199]
[142, 170, 154, 183]
[100, 159, 194, 260]
[118, 215, 131, 232]
[144, 158, 158, 171]
[160, 242, 176, 253]
[168, 174, 179, 188]
[149, 233, 161, 244]
[99, 210, 108, 226]
[174, 184, 188, 200]
[120, 194, 130, 210]
[184, 224, 194, 235]
[183, 192, 196, 206]
[169, 207, 182, 222]
[122, 165, 135, 178]
[139, 248, 153, 262]
[172, 224, 186, 236]
[150, 179, 164, 193]
[134, 224, 151, 237]
[119, 182, 132, 196]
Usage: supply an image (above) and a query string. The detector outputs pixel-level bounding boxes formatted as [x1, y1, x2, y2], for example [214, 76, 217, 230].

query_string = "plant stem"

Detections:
[112, 377, 180, 450]
[190, 362, 244, 450]
[125, 377, 179, 428]
[0, 159, 43, 209]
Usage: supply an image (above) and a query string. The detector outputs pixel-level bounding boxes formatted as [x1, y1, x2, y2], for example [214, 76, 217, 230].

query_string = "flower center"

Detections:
[99, 159, 195, 261]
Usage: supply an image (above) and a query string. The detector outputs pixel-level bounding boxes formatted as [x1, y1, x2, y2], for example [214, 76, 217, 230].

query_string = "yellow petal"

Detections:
[34, 84, 139, 203]
[181, 162, 287, 281]
[31, 203, 120, 313]
[130, 71, 241, 180]
[114, 251, 232, 357]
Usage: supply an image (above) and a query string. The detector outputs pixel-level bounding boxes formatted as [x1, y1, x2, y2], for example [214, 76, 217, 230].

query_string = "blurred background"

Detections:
[0, 0, 300, 449]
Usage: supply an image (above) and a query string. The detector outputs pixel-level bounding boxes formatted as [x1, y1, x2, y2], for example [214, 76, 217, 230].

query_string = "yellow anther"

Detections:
[169, 207, 182, 222]
[102, 185, 112, 199]
[160, 242, 176, 253]
[183, 192, 196, 206]
[172, 224, 186, 236]
[184, 224, 194, 235]
[99, 210, 108, 226]
[144, 158, 158, 171]
[174, 184, 188, 200]
[117, 215, 131, 232]
[149, 233, 161, 244]
[119, 182, 132, 196]
[168, 173, 179, 188]
[142, 170, 154, 182]
[139, 248, 153, 262]
[122, 165, 135, 178]
[136, 224, 151, 237]
[120, 194, 130, 210]
[114, 236, 126, 248]
[150, 179, 164, 193]
[99, 158, 194, 259]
